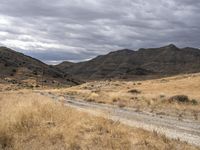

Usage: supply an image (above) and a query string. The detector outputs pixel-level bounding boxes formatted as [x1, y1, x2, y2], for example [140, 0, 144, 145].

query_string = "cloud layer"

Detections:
[0, 0, 199, 64]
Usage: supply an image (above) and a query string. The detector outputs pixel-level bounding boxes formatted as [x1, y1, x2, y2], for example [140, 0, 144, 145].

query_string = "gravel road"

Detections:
[38, 91, 200, 147]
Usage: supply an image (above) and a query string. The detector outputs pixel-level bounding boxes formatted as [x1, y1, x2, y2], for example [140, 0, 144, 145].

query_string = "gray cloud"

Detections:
[0, 0, 199, 64]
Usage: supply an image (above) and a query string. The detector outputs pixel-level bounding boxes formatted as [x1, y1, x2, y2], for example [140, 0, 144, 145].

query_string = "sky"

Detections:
[0, 0, 200, 64]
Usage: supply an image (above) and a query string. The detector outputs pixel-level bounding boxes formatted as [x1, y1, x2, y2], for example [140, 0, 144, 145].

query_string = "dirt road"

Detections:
[38, 91, 200, 147]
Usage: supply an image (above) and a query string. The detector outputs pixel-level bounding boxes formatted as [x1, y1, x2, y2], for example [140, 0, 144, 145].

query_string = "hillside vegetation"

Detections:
[0, 47, 81, 88]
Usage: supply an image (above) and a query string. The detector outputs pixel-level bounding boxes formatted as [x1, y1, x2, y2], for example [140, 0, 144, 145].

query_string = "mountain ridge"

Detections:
[56, 44, 200, 80]
[0, 47, 82, 87]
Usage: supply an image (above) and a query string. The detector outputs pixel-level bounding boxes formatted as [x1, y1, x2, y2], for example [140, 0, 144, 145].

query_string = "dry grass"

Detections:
[0, 91, 198, 150]
[59, 73, 200, 119]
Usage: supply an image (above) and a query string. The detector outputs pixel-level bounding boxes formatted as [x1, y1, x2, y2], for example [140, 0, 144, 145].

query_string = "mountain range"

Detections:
[1, 44, 200, 84]
[56, 44, 200, 80]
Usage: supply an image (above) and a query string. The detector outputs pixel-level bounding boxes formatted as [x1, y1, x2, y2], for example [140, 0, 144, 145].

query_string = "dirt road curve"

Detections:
[38, 92, 200, 147]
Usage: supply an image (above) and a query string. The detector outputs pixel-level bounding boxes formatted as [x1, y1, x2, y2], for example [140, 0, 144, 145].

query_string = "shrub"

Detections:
[0, 132, 12, 149]
[128, 89, 141, 94]
[168, 95, 190, 103]
[4, 63, 9, 67]
[191, 99, 198, 105]
[118, 102, 126, 108]
[35, 85, 40, 88]
[159, 94, 166, 98]
[12, 69, 17, 73]
[112, 98, 119, 103]
[10, 73, 14, 76]
[33, 70, 38, 75]
[168, 95, 199, 105]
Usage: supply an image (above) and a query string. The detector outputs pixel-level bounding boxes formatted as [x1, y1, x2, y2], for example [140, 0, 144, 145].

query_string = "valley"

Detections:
[1, 46, 200, 149]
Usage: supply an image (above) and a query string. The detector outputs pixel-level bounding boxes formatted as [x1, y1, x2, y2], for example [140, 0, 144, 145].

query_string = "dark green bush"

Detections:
[168, 95, 190, 103]
[191, 99, 198, 105]
[169, 95, 199, 105]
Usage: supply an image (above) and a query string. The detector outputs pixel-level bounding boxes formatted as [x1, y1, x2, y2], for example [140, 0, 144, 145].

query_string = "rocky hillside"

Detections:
[57, 44, 200, 80]
[0, 47, 81, 87]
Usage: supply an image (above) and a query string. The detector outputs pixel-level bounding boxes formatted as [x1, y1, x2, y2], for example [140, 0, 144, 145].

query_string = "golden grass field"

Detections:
[0, 91, 199, 150]
[58, 73, 200, 120]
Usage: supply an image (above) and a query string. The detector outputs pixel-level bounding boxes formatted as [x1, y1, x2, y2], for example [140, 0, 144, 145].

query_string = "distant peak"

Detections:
[108, 49, 134, 55]
[114, 49, 133, 53]
[0, 46, 9, 50]
[121, 48, 133, 51]
[164, 44, 178, 49]
[0, 47, 14, 52]
[138, 48, 146, 51]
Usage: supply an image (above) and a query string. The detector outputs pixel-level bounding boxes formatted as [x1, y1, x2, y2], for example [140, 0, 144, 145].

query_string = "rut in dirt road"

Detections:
[38, 91, 200, 147]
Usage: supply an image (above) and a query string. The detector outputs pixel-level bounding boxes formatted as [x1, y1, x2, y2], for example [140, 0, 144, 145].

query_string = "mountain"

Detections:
[57, 61, 76, 69]
[0, 47, 81, 87]
[56, 44, 200, 80]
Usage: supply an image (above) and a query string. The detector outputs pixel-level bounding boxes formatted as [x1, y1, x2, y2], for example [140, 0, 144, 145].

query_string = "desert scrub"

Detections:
[0, 92, 199, 150]
[0, 92, 133, 150]
[128, 89, 141, 94]
[168, 95, 190, 103]
[168, 95, 199, 105]
[191, 99, 198, 105]
[0, 92, 131, 149]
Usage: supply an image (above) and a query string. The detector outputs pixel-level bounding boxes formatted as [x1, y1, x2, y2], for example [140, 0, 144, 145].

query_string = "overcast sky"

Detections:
[0, 0, 200, 64]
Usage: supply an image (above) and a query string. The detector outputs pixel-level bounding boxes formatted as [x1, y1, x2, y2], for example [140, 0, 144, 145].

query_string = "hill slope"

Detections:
[0, 47, 81, 87]
[57, 44, 200, 80]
